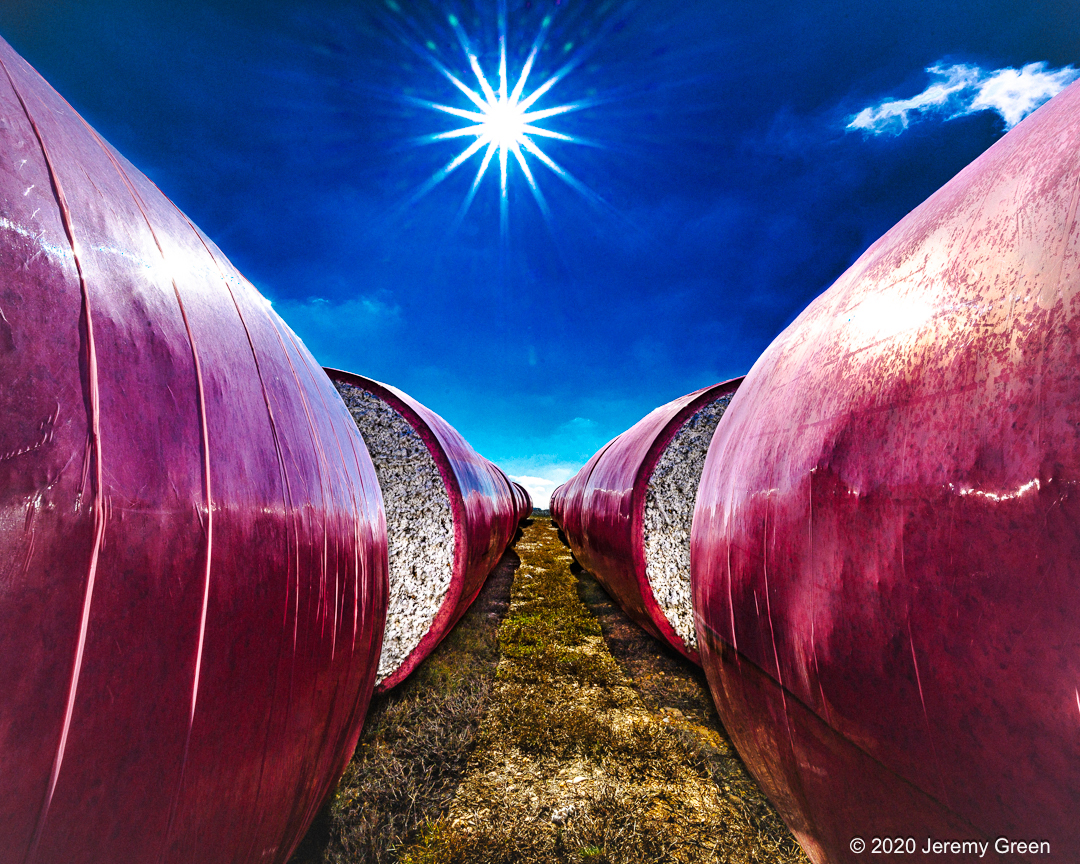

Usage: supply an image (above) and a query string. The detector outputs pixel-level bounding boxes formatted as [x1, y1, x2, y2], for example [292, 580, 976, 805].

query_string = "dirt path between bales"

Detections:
[291, 518, 808, 864]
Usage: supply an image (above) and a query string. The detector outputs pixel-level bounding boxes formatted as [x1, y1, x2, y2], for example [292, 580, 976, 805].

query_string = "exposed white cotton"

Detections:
[642, 394, 733, 651]
[336, 383, 455, 683]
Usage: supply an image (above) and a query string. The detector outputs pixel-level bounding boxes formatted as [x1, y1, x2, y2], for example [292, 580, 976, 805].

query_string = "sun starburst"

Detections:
[406, 3, 598, 236]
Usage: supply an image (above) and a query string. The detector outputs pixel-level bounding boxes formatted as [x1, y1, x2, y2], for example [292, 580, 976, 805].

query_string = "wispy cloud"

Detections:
[848, 61, 1080, 135]
[497, 449, 590, 509]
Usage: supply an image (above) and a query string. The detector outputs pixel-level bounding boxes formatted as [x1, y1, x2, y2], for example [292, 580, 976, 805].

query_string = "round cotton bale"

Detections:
[491, 464, 530, 529]
[0, 36, 387, 864]
[550, 483, 567, 525]
[500, 474, 532, 524]
[555, 380, 741, 662]
[511, 481, 533, 522]
[327, 370, 517, 691]
[692, 81, 1080, 861]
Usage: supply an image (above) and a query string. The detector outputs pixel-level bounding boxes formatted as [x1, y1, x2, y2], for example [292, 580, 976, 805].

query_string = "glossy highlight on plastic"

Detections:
[692, 79, 1080, 862]
[0, 35, 387, 864]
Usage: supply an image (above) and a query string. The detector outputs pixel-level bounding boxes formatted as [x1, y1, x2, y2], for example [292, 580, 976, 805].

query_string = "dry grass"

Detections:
[290, 517, 808, 863]
[288, 548, 518, 864]
[397, 519, 809, 864]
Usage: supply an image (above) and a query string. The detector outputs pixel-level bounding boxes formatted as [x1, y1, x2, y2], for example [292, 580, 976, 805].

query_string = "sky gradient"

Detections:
[0, 0, 1076, 504]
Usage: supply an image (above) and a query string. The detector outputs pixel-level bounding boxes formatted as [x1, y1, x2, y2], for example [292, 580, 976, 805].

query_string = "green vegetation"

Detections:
[290, 518, 808, 864]
[288, 552, 516, 864]
[398, 519, 809, 864]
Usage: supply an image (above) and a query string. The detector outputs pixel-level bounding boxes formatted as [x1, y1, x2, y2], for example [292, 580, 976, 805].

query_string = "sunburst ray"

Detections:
[406, 6, 603, 237]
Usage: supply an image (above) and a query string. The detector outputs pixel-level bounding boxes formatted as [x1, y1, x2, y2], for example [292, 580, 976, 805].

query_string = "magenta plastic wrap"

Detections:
[0, 37, 387, 864]
[489, 464, 525, 539]
[550, 482, 567, 524]
[509, 479, 533, 523]
[518, 483, 533, 519]
[554, 380, 741, 663]
[490, 464, 528, 530]
[326, 370, 517, 692]
[692, 82, 1080, 861]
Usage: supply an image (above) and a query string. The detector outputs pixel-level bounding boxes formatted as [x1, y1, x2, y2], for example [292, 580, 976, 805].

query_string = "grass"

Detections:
[289, 517, 809, 863]
[287, 547, 518, 864]
[396, 519, 810, 864]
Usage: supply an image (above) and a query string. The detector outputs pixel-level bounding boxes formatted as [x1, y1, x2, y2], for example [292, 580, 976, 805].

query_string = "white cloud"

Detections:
[265, 293, 404, 370]
[847, 64, 980, 132]
[274, 295, 402, 329]
[848, 61, 1080, 135]
[500, 463, 578, 509]
[968, 64, 1079, 127]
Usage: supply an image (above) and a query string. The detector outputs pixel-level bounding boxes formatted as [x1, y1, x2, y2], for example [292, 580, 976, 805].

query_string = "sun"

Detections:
[481, 96, 528, 149]
[405, 4, 598, 235]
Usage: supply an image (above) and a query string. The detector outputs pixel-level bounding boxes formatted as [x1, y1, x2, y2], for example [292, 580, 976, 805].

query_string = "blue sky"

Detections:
[1, 0, 1076, 505]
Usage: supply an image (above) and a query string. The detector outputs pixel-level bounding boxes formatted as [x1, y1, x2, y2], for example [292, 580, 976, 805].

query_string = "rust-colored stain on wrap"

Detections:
[692, 79, 1080, 861]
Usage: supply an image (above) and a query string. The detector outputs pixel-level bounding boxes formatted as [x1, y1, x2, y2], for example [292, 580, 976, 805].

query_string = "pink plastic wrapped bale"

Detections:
[511, 481, 533, 523]
[555, 380, 741, 662]
[550, 483, 566, 525]
[327, 370, 517, 692]
[0, 36, 387, 864]
[692, 81, 1080, 862]
[490, 465, 531, 528]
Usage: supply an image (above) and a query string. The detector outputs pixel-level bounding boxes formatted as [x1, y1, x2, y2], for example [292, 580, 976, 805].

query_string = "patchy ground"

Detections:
[290, 518, 808, 864]
[288, 545, 518, 864]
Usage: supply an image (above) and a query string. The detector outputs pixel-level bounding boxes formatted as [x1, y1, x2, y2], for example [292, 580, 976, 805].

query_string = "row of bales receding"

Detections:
[0, 36, 528, 864]
[552, 75, 1080, 863]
